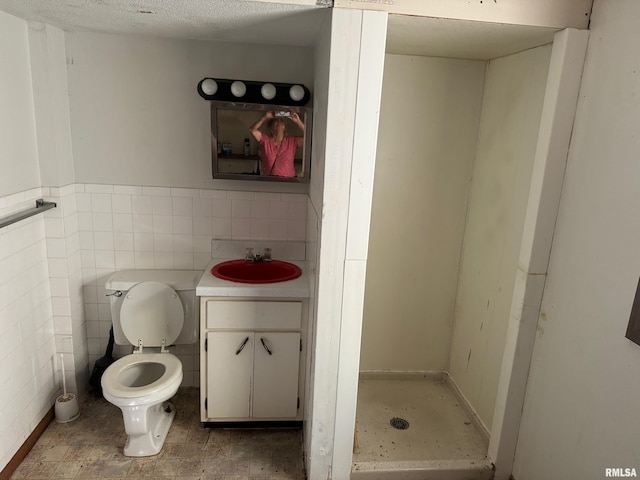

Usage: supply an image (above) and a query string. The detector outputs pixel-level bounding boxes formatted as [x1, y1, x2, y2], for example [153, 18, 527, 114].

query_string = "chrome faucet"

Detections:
[244, 247, 272, 262]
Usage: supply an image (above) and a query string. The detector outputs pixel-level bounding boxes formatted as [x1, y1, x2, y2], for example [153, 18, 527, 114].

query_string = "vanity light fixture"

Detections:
[289, 85, 305, 102]
[261, 83, 276, 100]
[230, 80, 247, 97]
[197, 78, 310, 106]
[201, 78, 218, 95]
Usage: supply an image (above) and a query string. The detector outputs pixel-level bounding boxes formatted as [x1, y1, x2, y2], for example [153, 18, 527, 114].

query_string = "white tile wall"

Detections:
[49, 184, 88, 398]
[77, 183, 308, 387]
[0, 188, 57, 470]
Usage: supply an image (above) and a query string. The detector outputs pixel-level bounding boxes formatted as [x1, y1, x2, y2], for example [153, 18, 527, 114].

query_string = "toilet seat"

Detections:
[120, 281, 184, 349]
[102, 353, 182, 400]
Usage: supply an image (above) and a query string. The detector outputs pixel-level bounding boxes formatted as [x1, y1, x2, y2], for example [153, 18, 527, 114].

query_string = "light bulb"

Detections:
[289, 85, 305, 102]
[231, 81, 247, 97]
[201, 78, 218, 95]
[261, 83, 276, 100]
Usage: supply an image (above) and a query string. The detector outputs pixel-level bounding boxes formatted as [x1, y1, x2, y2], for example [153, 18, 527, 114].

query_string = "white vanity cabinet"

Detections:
[200, 298, 306, 422]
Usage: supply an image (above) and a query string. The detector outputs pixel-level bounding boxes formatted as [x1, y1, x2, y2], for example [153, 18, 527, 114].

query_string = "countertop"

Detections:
[196, 258, 310, 298]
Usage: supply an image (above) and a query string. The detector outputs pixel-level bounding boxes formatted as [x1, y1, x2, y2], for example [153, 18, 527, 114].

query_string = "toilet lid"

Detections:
[120, 281, 184, 347]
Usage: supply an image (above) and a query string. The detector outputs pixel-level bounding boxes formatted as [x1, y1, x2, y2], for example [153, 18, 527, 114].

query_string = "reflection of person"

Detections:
[249, 111, 305, 177]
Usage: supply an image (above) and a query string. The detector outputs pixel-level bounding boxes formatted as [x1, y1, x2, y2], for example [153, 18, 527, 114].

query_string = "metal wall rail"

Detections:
[0, 199, 57, 230]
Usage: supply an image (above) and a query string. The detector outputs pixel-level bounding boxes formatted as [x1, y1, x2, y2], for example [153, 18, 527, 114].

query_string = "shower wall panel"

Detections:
[448, 44, 552, 431]
[360, 54, 485, 372]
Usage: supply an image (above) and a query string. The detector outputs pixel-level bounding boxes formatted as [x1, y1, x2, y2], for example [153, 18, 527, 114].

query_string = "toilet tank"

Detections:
[105, 270, 202, 346]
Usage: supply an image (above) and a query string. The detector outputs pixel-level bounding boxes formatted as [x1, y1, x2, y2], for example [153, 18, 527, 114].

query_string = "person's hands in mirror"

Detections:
[290, 112, 303, 127]
[289, 113, 305, 147]
[249, 111, 274, 143]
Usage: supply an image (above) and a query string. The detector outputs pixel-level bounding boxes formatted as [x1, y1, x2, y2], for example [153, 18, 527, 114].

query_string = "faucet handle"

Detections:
[245, 247, 255, 262]
[262, 247, 272, 261]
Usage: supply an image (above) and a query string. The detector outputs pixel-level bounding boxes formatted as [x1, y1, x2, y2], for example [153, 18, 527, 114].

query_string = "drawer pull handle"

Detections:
[235, 337, 250, 355]
[260, 337, 273, 355]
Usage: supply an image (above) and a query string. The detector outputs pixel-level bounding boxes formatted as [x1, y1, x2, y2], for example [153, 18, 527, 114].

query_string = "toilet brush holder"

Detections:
[55, 393, 80, 423]
[55, 353, 79, 423]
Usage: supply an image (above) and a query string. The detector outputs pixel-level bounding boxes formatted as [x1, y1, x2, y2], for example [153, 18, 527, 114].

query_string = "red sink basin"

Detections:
[211, 259, 302, 284]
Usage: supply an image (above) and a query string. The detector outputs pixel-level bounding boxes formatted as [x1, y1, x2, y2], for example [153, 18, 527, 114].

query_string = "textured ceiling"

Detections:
[0, 0, 559, 59]
[0, 0, 329, 47]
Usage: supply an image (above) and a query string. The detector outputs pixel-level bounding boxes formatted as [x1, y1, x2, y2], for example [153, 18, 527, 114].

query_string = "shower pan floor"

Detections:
[352, 374, 493, 479]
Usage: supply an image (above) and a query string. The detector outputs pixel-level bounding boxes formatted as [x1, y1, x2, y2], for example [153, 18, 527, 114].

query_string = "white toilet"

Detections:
[101, 270, 200, 457]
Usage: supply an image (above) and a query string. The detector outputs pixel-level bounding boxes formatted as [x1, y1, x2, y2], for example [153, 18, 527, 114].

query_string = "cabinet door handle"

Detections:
[235, 336, 250, 355]
[260, 337, 273, 355]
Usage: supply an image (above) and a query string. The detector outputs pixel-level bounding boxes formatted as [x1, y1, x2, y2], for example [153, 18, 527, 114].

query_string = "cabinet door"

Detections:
[252, 332, 301, 418]
[206, 331, 253, 418]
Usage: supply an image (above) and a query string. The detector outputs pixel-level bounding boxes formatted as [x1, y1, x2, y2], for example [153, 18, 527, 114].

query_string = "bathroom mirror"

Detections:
[211, 101, 313, 182]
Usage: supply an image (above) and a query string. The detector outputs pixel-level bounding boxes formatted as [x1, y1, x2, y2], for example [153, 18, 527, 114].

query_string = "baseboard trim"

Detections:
[444, 372, 490, 443]
[358, 370, 445, 382]
[0, 406, 54, 480]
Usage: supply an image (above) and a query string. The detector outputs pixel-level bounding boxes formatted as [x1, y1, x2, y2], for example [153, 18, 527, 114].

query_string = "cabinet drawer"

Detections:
[206, 300, 302, 330]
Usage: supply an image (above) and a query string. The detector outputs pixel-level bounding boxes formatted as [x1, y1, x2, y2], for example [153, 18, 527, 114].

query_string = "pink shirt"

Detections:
[260, 136, 298, 177]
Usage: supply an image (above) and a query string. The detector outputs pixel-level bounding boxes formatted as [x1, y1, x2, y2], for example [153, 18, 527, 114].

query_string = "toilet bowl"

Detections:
[101, 272, 200, 457]
[102, 353, 183, 456]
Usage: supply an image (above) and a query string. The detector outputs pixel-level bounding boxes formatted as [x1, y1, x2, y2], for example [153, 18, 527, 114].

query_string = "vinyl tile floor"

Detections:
[11, 387, 306, 480]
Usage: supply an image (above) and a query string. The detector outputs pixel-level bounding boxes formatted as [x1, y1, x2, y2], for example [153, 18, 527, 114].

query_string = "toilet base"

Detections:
[123, 401, 176, 457]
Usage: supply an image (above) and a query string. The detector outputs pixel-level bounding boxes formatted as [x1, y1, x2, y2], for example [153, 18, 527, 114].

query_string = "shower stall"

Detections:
[353, 17, 588, 480]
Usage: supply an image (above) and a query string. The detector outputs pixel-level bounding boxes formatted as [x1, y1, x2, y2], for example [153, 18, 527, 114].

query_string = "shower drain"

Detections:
[390, 417, 410, 430]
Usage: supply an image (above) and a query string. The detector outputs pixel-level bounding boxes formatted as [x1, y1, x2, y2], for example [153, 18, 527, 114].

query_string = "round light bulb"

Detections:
[201, 78, 218, 95]
[289, 84, 305, 102]
[230, 81, 247, 97]
[261, 83, 276, 100]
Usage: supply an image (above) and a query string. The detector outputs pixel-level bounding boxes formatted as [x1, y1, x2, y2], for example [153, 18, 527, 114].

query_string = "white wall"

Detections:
[305, 9, 361, 478]
[304, 8, 331, 475]
[26, 23, 90, 406]
[360, 54, 485, 372]
[513, 1, 640, 478]
[0, 11, 58, 472]
[304, 9, 387, 479]
[65, 32, 314, 190]
[332, 11, 387, 477]
[29, 24, 75, 188]
[0, 11, 40, 196]
[449, 45, 552, 430]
